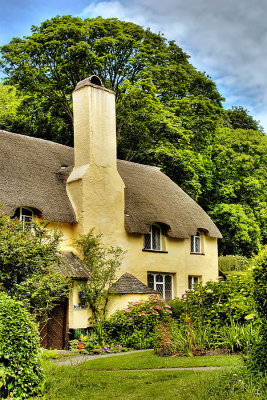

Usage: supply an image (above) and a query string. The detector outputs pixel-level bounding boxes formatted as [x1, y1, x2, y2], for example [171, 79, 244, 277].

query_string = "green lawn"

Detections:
[36, 352, 255, 400]
[80, 350, 241, 370]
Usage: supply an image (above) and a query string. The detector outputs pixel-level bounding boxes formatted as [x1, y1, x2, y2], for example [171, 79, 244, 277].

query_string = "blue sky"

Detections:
[0, 0, 266, 131]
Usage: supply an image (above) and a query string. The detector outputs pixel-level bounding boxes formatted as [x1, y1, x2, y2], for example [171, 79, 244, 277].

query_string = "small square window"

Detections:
[188, 276, 201, 290]
[144, 224, 162, 251]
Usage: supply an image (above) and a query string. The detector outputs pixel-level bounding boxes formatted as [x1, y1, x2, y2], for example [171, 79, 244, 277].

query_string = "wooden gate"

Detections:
[39, 300, 69, 349]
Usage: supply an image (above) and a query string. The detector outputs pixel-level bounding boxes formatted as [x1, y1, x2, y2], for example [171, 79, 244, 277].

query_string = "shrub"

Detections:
[104, 295, 172, 349]
[170, 273, 257, 328]
[0, 292, 43, 399]
[218, 255, 250, 273]
[245, 248, 267, 374]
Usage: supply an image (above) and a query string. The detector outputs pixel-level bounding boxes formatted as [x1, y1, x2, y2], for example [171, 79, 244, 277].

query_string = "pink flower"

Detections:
[131, 301, 137, 305]
[153, 312, 159, 316]
[155, 305, 162, 310]
[129, 317, 133, 320]
[160, 299, 165, 302]
[165, 305, 171, 309]
[123, 308, 131, 312]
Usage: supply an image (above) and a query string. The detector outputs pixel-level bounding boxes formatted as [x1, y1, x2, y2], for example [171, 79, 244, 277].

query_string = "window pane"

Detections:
[190, 236, 195, 252]
[152, 225, 161, 250]
[156, 274, 163, 282]
[188, 276, 193, 289]
[144, 233, 151, 249]
[195, 237, 201, 253]
[193, 276, 199, 285]
[165, 275, 172, 301]
[147, 274, 154, 289]
[156, 283, 164, 297]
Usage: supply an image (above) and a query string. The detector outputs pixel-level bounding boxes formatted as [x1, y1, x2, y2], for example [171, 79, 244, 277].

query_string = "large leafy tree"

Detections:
[1, 16, 266, 256]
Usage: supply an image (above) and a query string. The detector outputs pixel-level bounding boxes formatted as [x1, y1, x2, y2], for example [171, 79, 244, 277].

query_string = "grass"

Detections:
[32, 352, 252, 400]
[77, 350, 242, 370]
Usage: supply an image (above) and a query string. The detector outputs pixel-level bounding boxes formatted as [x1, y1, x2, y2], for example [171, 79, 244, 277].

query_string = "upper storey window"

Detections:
[191, 231, 201, 254]
[144, 224, 161, 251]
[14, 207, 34, 231]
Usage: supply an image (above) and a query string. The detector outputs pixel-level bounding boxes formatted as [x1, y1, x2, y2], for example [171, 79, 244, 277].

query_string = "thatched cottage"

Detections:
[0, 76, 221, 348]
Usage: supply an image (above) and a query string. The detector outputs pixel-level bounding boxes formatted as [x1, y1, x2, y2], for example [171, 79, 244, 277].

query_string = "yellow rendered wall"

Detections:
[48, 221, 218, 329]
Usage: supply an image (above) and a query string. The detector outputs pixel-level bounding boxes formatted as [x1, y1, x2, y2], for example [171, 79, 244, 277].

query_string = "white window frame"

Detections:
[188, 275, 201, 290]
[191, 231, 202, 254]
[147, 272, 173, 300]
[143, 224, 162, 251]
[15, 207, 34, 231]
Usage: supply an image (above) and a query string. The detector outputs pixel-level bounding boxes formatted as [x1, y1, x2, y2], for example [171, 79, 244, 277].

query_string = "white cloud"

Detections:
[80, 0, 267, 131]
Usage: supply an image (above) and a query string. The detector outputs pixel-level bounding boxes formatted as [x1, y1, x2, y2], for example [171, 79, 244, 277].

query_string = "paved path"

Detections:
[53, 349, 151, 366]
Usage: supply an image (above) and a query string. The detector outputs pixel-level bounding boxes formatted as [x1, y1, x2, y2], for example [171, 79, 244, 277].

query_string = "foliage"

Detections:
[41, 348, 60, 360]
[225, 106, 264, 133]
[245, 248, 267, 374]
[0, 292, 43, 398]
[170, 273, 257, 328]
[1, 16, 267, 256]
[208, 368, 266, 400]
[218, 255, 250, 273]
[0, 211, 69, 321]
[104, 295, 172, 349]
[75, 229, 124, 326]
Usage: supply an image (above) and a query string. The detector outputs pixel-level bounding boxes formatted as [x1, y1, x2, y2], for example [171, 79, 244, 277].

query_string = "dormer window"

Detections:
[14, 207, 34, 231]
[191, 231, 201, 254]
[144, 224, 161, 251]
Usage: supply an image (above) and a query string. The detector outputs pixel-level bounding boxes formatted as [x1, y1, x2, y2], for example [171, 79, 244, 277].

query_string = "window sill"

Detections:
[142, 249, 168, 253]
[190, 252, 205, 256]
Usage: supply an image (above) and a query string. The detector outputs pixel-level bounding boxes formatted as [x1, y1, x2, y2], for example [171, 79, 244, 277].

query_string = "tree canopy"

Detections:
[0, 211, 69, 321]
[0, 15, 266, 256]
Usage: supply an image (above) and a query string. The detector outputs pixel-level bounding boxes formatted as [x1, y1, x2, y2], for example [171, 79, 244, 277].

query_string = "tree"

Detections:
[0, 211, 69, 321]
[1, 16, 266, 256]
[0, 16, 223, 146]
[225, 106, 264, 133]
[75, 230, 124, 327]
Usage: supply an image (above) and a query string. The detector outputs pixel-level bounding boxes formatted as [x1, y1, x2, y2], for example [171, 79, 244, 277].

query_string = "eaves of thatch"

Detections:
[0, 130, 222, 239]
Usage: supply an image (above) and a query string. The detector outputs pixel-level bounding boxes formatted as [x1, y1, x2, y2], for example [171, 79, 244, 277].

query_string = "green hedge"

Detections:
[0, 292, 43, 398]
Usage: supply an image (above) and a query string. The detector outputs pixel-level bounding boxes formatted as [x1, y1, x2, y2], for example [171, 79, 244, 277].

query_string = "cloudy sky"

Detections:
[0, 0, 266, 131]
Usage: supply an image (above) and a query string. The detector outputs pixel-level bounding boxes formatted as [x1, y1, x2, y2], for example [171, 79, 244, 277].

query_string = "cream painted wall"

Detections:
[46, 221, 218, 329]
[43, 80, 219, 330]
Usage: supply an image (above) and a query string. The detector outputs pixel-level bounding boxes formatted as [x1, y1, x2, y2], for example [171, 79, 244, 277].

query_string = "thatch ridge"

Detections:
[0, 130, 221, 238]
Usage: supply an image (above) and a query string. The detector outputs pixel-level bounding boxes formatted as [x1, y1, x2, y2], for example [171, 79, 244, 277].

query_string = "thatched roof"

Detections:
[58, 252, 90, 279]
[0, 130, 76, 223]
[110, 272, 156, 294]
[118, 160, 222, 238]
[0, 129, 221, 238]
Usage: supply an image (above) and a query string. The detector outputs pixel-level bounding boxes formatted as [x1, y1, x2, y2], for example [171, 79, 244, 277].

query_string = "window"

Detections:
[14, 207, 34, 231]
[188, 275, 200, 290]
[191, 231, 201, 253]
[144, 224, 161, 251]
[147, 273, 173, 301]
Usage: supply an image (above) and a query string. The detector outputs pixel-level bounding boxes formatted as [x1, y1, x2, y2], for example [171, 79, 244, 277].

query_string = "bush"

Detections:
[104, 295, 172, 349]
[219, 255, 250, 273]
[245, 248, 267, 374]
[169, 273, 257, 328]
[0, 292, 43, 398]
